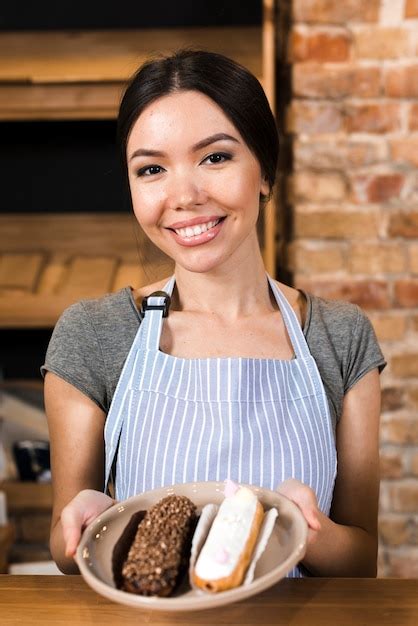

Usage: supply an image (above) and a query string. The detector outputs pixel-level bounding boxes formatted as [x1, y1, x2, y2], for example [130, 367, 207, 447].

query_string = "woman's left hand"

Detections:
[276, 478, 322, 548]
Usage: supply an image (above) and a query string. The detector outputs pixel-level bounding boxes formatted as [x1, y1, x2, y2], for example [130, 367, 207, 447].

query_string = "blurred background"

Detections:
[0, 0, 417, 577]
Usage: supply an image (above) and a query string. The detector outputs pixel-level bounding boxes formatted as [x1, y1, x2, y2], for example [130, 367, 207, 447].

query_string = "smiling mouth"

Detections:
[168, 217, 226, 239]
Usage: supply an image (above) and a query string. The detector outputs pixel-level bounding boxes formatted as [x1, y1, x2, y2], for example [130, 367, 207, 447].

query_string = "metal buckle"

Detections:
[140, 290, 171, 318]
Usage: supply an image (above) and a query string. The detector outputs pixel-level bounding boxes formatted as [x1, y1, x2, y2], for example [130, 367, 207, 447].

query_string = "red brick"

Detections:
[410, 104, 418, 130]
[407, 171, 418, 203]
[350, 173, 405, 204]
[381, 416, 418, 444]
[411, 451, 418, 476]
[380, 450, 404, 479]
[408, 388, 418, 409]
[287, 101, 343, 134]
[289, 28, 350, 62]
[392, 353, 418, 378]
[293, 64, 381, 99]
[389, 481, 418, 513]
[353, 27, 413, 59]
[290, 171, 347, 202]
[294, 207, 379, 238]
[379, 515, 409, 545]
[287, 241, 345, 273]
[292, 0, 380, 24]
[391, 138, 418, 168]
[345, 103, 402, 133]
[349, 242, 406, 273]
[370, 314, 407, 342]
[412, 315, 418, 332]
[405, 0, 418, 18]
[294, 138, 387, 168]
[387, 550, 418, 577]
[389, 211, 418, 238]
[385, 65, 418, 98]
[409, 244, 418, 274]
[294, 278, 390, 309]
[381, 387, 405, 412]
[394, 280, 418, 307]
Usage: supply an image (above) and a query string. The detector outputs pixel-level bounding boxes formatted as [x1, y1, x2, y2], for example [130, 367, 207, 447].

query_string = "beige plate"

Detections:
[75, 481, 308, 612]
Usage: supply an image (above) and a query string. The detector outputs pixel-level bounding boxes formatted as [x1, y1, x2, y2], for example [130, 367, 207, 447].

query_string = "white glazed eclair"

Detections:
[192, 485, 264, 592]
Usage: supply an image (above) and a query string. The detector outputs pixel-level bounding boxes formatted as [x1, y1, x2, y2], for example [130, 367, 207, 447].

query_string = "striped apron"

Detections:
[104, 274, 337, 577]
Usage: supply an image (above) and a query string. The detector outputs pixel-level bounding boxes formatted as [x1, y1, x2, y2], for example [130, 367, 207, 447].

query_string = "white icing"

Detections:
[194, 487, 258, 581]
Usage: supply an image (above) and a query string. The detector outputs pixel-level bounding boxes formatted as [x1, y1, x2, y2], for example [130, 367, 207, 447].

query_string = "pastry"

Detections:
[191, 484, 264, 592]
[117, 494, 197, 596]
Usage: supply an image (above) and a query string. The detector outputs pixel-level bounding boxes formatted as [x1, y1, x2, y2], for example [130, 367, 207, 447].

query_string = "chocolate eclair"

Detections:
[117, 495, 197, 597]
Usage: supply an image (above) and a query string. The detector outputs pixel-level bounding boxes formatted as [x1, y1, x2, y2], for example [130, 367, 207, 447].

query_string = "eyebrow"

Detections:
[128, 132, 240, 162]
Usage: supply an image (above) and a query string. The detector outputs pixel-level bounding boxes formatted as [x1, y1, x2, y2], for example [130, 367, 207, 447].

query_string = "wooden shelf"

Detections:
[0, 211, 275, 328]
[0, 213, 172, 327]
[0, 27, 263, 120]
[0, 482, 52, 512]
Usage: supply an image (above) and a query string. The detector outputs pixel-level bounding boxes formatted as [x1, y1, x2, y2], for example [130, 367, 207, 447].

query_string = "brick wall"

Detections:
[280, 0, 418, 576]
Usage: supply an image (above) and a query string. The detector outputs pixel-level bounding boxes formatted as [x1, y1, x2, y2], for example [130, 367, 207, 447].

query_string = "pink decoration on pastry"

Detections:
[224, 479, 239, 498]
[214, 547, 230, 564]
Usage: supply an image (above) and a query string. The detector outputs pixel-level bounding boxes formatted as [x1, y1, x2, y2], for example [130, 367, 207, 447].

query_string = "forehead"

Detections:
[127, 90, 241, 148]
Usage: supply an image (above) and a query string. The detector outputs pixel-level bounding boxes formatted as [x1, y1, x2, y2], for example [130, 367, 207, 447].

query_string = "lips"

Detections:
[168, 216, 226, 247]
[172, 218, 222, 238]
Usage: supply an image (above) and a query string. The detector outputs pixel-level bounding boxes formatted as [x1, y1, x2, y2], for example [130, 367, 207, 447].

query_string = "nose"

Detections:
[164, 169, 206, 211]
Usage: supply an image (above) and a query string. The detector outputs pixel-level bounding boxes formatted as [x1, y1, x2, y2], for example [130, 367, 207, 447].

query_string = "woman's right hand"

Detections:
[60, 489, 115, 558]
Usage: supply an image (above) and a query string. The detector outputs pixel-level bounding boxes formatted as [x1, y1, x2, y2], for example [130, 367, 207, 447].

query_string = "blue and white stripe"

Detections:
[104, 274, 337, 578]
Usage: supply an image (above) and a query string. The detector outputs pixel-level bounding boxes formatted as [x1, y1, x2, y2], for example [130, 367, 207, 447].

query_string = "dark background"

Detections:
[1, 2, 262, 379]
[0, 1, 261, 214]
[0, 1, 261, 30]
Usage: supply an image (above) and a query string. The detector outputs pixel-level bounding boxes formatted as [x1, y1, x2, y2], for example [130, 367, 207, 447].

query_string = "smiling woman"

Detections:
[41, 50, 386, 582]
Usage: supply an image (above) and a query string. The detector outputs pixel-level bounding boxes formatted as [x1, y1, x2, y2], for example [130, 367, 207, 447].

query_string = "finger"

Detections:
[63, 526, 81, 557]
[298, 503, 321, 531]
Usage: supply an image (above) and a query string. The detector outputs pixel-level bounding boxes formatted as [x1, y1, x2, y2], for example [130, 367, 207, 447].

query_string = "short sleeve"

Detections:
[41, 301, 108, 412]
[344, 306, 386, 393]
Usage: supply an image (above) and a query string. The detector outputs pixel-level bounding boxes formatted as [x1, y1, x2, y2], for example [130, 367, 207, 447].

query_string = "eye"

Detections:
[136, 164, 164, 177]
[203, 152, 232, 165]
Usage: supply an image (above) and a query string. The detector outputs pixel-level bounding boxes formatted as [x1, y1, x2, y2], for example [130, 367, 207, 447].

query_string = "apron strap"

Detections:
[267, 275, 309, 361]
[104, 276, 175, 489]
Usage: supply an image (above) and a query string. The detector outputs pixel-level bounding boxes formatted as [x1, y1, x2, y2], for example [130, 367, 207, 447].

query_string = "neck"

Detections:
[171, 239, 277, 322]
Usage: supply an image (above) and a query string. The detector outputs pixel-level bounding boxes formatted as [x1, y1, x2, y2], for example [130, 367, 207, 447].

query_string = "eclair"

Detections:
[118, 494, 197, 596]
[191, 485, 264, 592]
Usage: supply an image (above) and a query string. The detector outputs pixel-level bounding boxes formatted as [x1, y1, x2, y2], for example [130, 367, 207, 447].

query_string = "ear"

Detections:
[260, 174, 270, 199]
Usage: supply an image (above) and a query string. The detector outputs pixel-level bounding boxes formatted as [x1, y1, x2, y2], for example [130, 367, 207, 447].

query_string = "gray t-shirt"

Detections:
[41, 287, 386, 431]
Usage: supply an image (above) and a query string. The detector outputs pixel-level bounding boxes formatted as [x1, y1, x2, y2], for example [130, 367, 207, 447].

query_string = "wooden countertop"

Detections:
[1, 576, 417, 625]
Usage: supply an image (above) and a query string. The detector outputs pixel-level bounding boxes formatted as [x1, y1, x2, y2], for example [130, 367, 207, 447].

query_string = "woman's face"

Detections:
[126, 90, 269, 274]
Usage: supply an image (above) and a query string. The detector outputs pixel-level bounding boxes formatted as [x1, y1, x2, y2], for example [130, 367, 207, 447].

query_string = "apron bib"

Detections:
[104, 274, 337, 577]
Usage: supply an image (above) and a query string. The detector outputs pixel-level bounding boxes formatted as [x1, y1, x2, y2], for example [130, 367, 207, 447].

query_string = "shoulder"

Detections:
[303, 290, 385, 389]
[49, 288, 139, 357]
[61, 287, 137, 330]
[43, 288, 140, 410]
[304, 291, 363, 338]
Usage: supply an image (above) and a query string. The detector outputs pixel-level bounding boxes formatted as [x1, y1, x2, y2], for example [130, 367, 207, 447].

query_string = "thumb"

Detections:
[301, 505, 321, 532]
[61, 505, 84, 557]
[276, 479, 321, 531]
[63, 526, 81, 557]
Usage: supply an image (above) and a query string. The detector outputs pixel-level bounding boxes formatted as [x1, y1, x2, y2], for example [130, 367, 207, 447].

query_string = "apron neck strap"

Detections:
[266, 275, 308, 360]
[143, 274, 308, 359]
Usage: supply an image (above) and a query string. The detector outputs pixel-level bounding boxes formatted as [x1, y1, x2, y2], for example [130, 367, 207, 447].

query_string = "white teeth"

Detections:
[174, 218, 221, 238]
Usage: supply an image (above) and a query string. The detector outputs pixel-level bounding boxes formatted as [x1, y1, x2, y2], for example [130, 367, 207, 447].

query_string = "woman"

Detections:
[42, 50, 386, 576]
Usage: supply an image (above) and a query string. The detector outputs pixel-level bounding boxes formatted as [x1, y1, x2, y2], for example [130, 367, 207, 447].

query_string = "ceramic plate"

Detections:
[75, 481, 307, 612]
